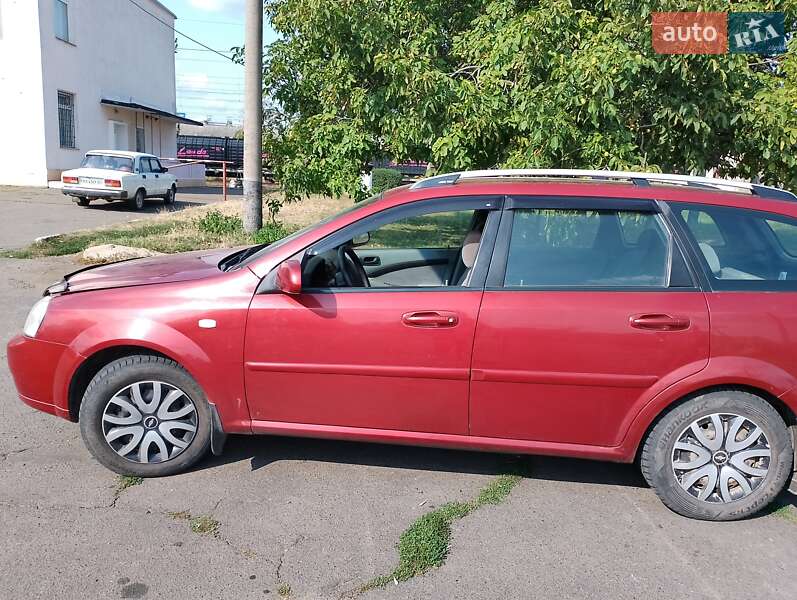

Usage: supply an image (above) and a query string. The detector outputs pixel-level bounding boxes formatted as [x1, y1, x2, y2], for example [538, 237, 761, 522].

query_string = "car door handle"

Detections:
[629, 314, 690, 331]
[402, 311, 459, 328]
[362, 256, 381, 266]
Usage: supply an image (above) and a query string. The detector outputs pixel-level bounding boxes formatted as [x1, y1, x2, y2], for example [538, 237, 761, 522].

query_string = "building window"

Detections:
[136, 127, 146, 152]
[58, 91, 76, 148]
[54, 0, 69, 42]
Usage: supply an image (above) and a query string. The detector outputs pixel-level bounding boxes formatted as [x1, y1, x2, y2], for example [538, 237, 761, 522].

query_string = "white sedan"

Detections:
[61, 151, 178, 210]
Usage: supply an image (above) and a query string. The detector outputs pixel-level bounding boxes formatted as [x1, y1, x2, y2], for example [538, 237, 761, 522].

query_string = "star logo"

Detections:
[745, 17, 764, 29]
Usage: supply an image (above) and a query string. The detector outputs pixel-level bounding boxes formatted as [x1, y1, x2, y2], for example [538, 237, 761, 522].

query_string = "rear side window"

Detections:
[674, 203, 797, 286]
[504, 209, 671, 288]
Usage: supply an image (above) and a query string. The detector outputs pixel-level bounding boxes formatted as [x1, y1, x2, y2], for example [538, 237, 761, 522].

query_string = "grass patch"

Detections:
[4, 192, 352, 260]
[277, 583, 292, 597]
[189, 515, 221, 537]
[168, 510, 221, 537]
[361, 474, 522, 592]
[771, 503, 797, 524]
[115, 475, 143, 495]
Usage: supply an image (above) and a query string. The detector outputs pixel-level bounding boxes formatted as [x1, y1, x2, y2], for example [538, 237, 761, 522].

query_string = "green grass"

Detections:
[771, 503, 797, 524]
[361, 474, 522, 592]
[5, 210, 293, 260]
[168, 510, 221, 537]
[115, 475, 143, 495]
[189, 515, 221, 537]
[277, 583, 292, 597]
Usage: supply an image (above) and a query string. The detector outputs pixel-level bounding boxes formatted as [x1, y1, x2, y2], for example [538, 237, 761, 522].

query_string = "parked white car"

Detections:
[61, 151, 178, 210]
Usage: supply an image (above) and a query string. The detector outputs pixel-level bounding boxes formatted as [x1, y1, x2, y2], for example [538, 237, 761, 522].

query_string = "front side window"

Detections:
[57, 91, 75, 148]
[54, 0, 69, 42]
[504, 209, 671, 288]
[677, 203, 797, 284]
[304, 208, 487, 289]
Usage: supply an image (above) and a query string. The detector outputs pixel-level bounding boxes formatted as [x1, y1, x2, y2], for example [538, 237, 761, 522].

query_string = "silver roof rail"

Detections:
[409, 168, 796, 201]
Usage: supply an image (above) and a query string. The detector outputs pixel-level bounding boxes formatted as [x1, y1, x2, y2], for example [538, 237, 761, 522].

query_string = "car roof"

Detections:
[86, 150, 157, 159]
[380, 171, 797, 218]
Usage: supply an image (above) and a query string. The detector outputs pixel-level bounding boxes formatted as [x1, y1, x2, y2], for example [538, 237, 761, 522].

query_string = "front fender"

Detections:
[57, 318, 250, 431]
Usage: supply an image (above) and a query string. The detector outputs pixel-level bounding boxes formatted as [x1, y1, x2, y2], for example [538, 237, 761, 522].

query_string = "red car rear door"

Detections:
[469, 197, 710, 447]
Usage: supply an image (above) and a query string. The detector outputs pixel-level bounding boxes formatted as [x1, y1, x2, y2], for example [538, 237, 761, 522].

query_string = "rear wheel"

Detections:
[640, 390, 793, 520]
[79, 355, 211, 476]
[76, 197, 90, 207]
[129, 188, 145, 211]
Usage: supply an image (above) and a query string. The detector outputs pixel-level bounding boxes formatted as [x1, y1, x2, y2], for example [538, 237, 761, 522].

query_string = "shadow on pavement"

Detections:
[198, 434, 648, 489]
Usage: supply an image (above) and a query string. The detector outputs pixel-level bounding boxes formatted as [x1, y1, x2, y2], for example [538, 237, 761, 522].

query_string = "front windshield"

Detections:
[236, 192, 383, 268]
[81, 154, 134, 172]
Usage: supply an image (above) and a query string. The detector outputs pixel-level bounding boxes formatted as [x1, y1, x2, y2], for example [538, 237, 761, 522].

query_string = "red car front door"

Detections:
[244, 197, 500, 435]
[469, 198, 710, 447]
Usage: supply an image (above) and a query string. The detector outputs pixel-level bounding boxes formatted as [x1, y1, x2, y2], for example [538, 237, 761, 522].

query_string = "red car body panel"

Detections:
[6, 178, 797, 464]
[245, 290, 482, 434]
[470, 291, 710, 446]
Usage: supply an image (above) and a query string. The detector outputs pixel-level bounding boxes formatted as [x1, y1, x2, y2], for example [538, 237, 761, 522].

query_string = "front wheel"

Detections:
[640, 390, 793, 520]
[79, 355, 211, 476]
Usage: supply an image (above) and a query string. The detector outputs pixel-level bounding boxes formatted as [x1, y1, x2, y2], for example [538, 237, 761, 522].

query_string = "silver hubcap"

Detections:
[672, 413, 771, 503]
[102, 380, 197, 464]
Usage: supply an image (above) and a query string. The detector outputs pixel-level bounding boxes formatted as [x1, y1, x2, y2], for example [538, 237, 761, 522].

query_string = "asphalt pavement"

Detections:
[0, 185, 233, 250]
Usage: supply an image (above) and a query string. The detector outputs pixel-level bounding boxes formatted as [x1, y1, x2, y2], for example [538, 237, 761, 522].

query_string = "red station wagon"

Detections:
[8, 169, 797, 521]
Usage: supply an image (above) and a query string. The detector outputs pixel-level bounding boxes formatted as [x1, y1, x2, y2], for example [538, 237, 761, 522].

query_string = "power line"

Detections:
[125, 0, 240, 64]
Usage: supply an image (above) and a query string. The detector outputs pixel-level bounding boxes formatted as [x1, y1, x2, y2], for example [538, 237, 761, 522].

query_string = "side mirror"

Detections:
[275, 260, 302, 294]
[160, 167, 169, 173]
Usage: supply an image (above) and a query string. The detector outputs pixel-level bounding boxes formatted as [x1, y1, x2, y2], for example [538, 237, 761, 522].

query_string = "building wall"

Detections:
[0, 0, 49, 186]
[38, 0, 178, 180]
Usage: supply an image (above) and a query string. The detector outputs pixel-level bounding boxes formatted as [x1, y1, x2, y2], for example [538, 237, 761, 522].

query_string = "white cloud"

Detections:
[177, 73, 210, 90]
[187, 0, 244, 12]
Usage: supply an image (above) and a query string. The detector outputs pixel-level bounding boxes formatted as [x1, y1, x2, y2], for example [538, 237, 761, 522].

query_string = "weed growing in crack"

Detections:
[114, 475, 143, 496]
[360, 473, 523, 593]
[168, 511, 221, 538]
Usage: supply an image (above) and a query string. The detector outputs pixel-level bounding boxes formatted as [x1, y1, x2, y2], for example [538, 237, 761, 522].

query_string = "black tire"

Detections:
[163, 185, 176, 205]
[640, 390, 793, 520]
[129, 188, 145, 210]
[76, 197, 90, 207]
[79, 355, 211, 477]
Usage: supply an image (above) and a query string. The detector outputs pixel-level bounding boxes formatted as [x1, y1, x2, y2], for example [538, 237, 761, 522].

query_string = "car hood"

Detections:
[59, 249, 235, 293]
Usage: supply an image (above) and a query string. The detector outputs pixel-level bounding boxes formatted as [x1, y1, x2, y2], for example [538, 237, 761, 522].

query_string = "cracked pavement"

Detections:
[1, 254, 796, 600]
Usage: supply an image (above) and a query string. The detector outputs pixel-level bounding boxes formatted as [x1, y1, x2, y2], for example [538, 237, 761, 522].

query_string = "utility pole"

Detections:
[243, 0, 263, 232]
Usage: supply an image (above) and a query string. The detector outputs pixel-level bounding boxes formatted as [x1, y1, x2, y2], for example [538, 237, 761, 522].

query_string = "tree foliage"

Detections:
[259, 0, 797, 201]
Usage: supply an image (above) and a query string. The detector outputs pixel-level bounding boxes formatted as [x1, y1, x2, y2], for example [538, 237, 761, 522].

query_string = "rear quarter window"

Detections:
[674, 203, 797, 289]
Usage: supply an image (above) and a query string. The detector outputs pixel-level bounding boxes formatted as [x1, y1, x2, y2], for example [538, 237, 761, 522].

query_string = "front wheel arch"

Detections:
[68, 345, 177, 421]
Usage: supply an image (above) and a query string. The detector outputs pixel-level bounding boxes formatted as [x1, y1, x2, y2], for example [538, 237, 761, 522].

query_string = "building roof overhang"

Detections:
[101, 98, 203, 126]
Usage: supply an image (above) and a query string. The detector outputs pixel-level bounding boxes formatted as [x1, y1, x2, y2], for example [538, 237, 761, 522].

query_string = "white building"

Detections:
[0, 0, 201, 186]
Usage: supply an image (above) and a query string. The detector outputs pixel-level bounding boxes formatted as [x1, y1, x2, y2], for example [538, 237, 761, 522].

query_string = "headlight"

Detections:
[23, 296, 51, 338]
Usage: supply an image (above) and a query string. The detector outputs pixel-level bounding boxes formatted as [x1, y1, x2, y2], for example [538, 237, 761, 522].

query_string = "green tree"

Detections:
[258, 0, 797, 201]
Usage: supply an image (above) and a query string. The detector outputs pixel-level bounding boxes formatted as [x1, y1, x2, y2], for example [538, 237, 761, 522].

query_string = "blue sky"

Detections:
[160, 0, 276, 124]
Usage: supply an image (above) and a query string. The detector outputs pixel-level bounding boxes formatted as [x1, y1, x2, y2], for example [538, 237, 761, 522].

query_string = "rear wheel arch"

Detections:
[634, 384, 796, 464]
[68, 345, 179, 421]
